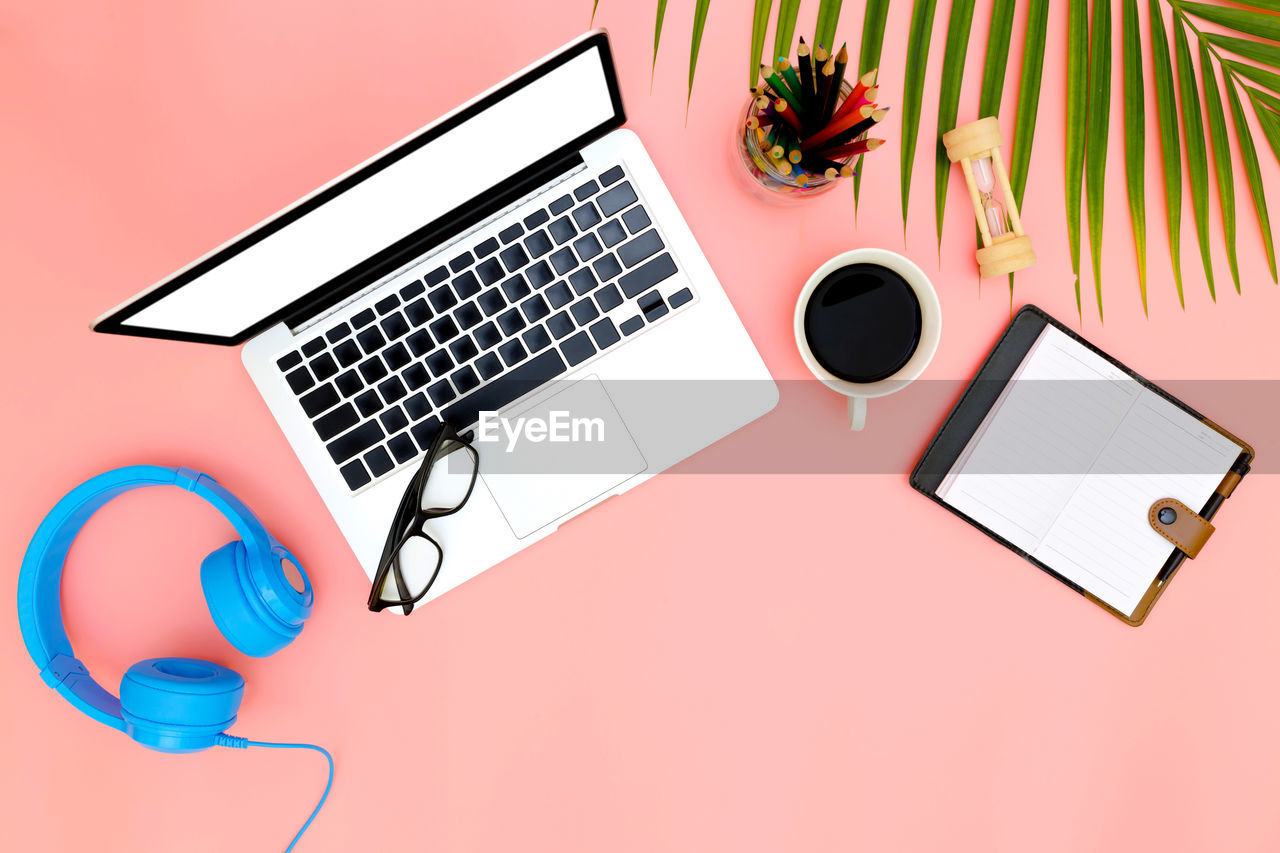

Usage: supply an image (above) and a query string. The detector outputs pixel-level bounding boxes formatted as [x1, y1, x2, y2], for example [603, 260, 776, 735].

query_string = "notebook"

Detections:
[911, 306, 1253, 625]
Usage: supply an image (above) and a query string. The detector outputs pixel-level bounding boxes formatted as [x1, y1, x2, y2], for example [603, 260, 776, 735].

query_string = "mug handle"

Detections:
[848, 396, 867, 431]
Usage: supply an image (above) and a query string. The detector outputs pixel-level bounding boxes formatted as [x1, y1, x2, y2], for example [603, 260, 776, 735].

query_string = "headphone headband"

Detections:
[16, 465, 279, 729]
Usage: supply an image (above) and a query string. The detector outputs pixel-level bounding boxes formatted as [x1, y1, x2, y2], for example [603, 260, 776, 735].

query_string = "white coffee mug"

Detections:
[793, 248, 942, 430]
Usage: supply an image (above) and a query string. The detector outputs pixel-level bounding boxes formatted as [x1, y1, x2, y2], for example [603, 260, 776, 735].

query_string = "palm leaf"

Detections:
[1173, 18, 1215, 300]
[853, 0, 890, 217]
[1150, 0, 1185, 306]
[687, 0, 711, 122]
[1066, 0, 1088, 316]
[652, 0, 669, 90]
[750, 0, 773, 90]
[935, 0, 976, 248]
[1203, 32, 1280, 69]
[1222, 59, 1280, 96]
[1201, 43, 1240, 293]
[1227, 78, 1278, 281]
[1006, 0, 1049, 298]
[1247, 87, 1280, 157]
[591, 1, 599, 25]
[774, 0, 802, 62]
[815, 0, 844, 53]
[1122, 0, 1148, 313]
[1085, 0, 1112, 321]
[900, 0, 939, 233]
[978, 0, 1016, 117]
[1177, 2, 1280, 42]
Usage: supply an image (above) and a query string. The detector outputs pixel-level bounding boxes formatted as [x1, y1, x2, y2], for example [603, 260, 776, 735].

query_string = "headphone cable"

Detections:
[215, 734, 334, 852]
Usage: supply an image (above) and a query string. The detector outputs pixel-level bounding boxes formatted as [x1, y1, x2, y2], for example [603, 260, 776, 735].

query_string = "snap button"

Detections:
[1158, 507, 1177, 524]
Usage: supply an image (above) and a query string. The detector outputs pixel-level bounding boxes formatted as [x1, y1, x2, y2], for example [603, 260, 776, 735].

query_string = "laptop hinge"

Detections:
[282, 149, 586, 331]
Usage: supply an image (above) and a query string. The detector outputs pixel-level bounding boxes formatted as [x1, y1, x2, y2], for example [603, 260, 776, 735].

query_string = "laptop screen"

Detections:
[95, 33, 622, 345]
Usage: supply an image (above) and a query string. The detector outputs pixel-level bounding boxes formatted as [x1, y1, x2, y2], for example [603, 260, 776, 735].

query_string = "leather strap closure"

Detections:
[1149, 498, 1214, 558]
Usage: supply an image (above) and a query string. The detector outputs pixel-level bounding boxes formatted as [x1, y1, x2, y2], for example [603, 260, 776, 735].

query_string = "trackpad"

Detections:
[479, 376, 646, 538]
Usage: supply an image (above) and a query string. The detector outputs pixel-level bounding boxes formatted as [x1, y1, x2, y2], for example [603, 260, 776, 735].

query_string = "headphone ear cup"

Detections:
[119, 658, 244, 753]
[201, 541, 309, 658]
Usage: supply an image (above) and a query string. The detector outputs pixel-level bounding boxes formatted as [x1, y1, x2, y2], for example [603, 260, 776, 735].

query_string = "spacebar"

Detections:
[442, 349, 567, 429]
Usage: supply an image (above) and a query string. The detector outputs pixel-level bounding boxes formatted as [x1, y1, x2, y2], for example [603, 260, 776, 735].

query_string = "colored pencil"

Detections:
[812, 56, 834, 133]
[813, 137, 884, 161]
[777, 58, 803, 105]
[822, 45, 848, 127]
[759, 64, 805, 118]
[818, 107, 889, 150]
[800, 103, 874, 150]
[831, 69, 878, 123]
[772, 97, 804, 134]
[797, 39, 814, 100]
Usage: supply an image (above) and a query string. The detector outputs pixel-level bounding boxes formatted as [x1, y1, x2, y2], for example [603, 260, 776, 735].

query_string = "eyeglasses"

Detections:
[367, 422, 479, 614]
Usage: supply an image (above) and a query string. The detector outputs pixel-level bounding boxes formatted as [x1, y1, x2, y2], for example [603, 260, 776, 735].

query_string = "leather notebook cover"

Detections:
[910, 305, 1254, 626]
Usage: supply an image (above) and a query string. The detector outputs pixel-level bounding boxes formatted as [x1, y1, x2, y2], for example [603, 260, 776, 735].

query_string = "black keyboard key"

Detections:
[452, 365, 480, 394]
[456, 301, 482, 329]
[521, 293, 550, 322]
[499, 223, 524, 243]
[375, 294, 400, 314]
[498, 339, 527, 366]
[427, 379, 456, 407]
[355, 390, 381, 417]
[574, 233, 602, 261]
[285, 368, 314, 394]
[441, 349, 567, 428]
[358, 357, 387, 383]
[378, 375, 407, 403]
[620, 315, 644, 336]
[411, 417, 442, 451]
[424, 266, 449, 286]
[527, 260, 553, 289]
[407, 329, 433, 357]
[426, 349, 453, 376]
[549, 216, 576, 244]
[597, 181, 638, 216]
[300, 384, 339, 418]
[404, 363, 429, 390]
[474, 237, 500, 258]
[474, 321, 501, 350]
[547, 311, 575, 339]
[315, 403, 359, 441]
[622, 206, 651, 233]
[618, 229, 665, 268]
[429, 316, 459, 343]
[549, 194, 573, 214]
[522, 325, 552, 353]
[450, 336, 478, 363]
[336, 369, 362, 397]
[357, 326, 385, 353]
[572, 203, 601, 230]
[404, 298, 432, 327]
[620, 253, 678, 298]
[547, 282, 573, 308]
[405, 392, 432, 420]
[479, 288, 506, 316]
[302, 337, 325, 357]
[335, 339, 361, 367]
[448, 251, 473, 272]
[477, 258, 504, 285]
[381, 313, 410, 340]
[669, 287, 694, 309]
[277, 351, 302, 371]
[560, 331, 596, 366]
[326, 323, 351, 344]
[365, 446, 394, 478]
[599, 219, 627, 248]
[384, 342, 410, 371]
[570, 298, 599, 325]
[550, 247, 578, 275]
[600, 165, 624, 186]
[524, 209, 550, 229]
[310, 353, 338, 381]
[352, 308, 376, 328]
[498, 307, 526, 336]
[593, 253, 622, 281]
[589, 318, 621, 349]
[575, 180, 599, 200]
[380, 406, 409, 434]
[640, 290, 669, 321]
[476, 352, 503, 379]
[525, 230, 552, 258]
[389, 432, 418, 464]
[452, 271, 482, 299]
[501, 274, 531, 302]
[569, 268, 597, 295]
[400, 280, 425, 299]
[429, 286, 458, 313]
[500, 243, 529, 272]
[340, 459, 371, 490]
[596, 284, 623, 312]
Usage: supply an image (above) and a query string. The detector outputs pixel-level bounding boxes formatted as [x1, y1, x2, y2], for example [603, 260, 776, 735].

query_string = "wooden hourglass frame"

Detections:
[942, 117, 1036, 278]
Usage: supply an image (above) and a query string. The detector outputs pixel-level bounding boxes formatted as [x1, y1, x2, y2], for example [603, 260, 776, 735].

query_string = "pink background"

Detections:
[4, 1, 1279, 850]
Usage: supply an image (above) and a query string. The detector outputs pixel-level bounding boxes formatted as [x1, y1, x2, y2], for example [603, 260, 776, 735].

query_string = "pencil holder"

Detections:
[733, 81, 853, 201]
[941, 117, 1036, 277]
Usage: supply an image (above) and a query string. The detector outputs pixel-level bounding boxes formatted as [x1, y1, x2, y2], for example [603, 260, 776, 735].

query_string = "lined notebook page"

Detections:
[937, 326, 1241, 616]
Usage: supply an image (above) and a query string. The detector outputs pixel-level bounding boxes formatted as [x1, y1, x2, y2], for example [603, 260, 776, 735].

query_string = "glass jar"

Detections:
[733, 81, 856, 201]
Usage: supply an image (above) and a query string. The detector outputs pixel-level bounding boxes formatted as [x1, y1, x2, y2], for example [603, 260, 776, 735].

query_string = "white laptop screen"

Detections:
[96, 34, 622, 344]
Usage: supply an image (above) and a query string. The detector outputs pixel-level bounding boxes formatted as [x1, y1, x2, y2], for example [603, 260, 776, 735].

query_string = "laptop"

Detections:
[93, 30, 777, 608]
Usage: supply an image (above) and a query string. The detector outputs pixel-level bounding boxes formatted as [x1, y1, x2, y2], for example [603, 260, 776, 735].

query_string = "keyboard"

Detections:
[273, 164, 697, 492]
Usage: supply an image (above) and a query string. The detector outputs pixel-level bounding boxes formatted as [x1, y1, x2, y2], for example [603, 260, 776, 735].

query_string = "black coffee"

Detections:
[803, 262, 922, 383]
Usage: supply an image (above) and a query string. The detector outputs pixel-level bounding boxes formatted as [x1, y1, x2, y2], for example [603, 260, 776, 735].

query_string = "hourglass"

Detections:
[942, 117, 1036, 278]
